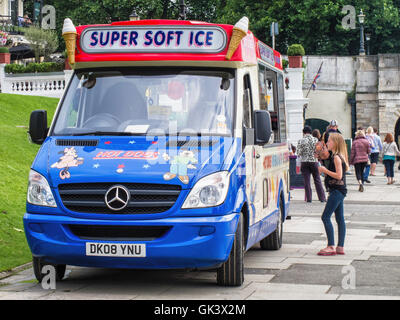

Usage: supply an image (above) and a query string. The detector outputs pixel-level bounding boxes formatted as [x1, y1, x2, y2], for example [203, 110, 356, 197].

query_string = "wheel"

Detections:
[33, 257, 66, 282]
[260, 197, 284, 250]
[217, 213, 244, 286]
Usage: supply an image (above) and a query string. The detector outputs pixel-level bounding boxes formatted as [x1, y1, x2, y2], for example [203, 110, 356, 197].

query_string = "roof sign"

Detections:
[80, 26, 227, 54]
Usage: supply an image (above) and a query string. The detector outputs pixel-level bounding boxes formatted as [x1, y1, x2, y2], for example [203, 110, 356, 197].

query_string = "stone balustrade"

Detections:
[0, 64, 73, 98]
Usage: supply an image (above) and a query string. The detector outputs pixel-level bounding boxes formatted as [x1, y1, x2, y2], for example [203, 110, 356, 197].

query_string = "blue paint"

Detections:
[24, 133, 290, 270]
[89, 31, 98, 46]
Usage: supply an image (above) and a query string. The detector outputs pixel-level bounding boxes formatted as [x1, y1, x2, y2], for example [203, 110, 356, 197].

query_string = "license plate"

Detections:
[86, 242, 146, 257]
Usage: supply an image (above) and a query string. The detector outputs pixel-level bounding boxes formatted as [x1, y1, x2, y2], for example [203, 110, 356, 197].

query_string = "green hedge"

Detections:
[5, 62, 64, 74]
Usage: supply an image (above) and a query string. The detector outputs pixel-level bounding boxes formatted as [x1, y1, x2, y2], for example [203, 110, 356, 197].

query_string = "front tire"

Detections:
[260, 197, 284, 250]
[217, 213, 244, 286]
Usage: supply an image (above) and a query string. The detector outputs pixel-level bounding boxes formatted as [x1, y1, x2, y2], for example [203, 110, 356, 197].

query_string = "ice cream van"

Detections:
[24, 16, 290, 286]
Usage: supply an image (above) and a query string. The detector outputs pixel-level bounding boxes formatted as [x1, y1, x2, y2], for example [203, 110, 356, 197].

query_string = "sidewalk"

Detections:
[0, 163, 399, 300]
[290, 162, 400, 205]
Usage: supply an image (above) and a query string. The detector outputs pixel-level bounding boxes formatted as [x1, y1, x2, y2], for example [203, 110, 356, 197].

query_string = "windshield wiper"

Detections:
[71, 131, 136, 136]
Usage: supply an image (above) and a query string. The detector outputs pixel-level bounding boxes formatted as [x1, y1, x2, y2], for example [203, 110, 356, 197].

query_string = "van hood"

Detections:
[43, 136, 235, 189]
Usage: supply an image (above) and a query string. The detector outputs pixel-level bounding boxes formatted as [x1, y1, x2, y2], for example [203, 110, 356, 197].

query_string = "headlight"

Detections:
[27, 169, 57, 207]
[182, 171, 230, 209]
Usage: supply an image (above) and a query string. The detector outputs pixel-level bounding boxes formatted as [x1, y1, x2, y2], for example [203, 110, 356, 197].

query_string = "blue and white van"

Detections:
[24, 17, 290, 286]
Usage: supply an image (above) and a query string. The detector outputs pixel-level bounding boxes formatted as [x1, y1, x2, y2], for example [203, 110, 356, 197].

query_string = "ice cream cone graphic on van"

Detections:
[225, 17, 249, 60]
[62, 18, 77, 65]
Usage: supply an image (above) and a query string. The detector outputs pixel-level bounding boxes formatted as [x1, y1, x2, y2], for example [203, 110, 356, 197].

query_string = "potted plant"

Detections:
[0, 31, 10, 64]
[0, 47, 10, 64]
[287, 44, 305, 68]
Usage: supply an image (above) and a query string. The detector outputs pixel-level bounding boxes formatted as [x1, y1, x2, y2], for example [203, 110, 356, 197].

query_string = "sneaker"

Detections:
[365, 180, 371, 183]
[359, 184, 364, 192]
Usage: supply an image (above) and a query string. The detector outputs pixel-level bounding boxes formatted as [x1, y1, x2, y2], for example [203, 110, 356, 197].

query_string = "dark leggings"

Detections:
[354, 162, 367, 182]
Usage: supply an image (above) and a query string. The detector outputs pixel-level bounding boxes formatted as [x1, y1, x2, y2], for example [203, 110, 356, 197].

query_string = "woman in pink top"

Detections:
[350, 130, 371, 192]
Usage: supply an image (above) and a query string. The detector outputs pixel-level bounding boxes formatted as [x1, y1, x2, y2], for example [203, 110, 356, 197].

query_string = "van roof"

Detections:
[73, 19, 282, 70]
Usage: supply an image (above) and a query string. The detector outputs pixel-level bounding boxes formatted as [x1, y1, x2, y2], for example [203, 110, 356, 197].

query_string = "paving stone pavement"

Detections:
[0, 164, 399, 300]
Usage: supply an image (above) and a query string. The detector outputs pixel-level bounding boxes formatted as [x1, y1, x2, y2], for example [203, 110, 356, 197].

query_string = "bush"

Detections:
[5, 64, 25, 74]
[0, 47, 9, 53]
[287, 44, 305, 56]
[5, 62, 64, 74]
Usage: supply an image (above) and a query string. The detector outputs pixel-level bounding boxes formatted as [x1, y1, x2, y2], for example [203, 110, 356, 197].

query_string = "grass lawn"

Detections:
[0, 93, 59, 272]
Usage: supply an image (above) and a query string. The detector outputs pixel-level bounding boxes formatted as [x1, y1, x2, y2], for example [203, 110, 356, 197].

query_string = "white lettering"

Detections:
[342, 265, 356, 289]
[341, 5, 356, 30]
[42, 5, 56, 30]
[41, 265, 56, 290]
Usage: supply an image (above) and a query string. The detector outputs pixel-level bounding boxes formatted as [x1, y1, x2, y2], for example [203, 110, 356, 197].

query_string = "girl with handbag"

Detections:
[317, 133, 349, 256]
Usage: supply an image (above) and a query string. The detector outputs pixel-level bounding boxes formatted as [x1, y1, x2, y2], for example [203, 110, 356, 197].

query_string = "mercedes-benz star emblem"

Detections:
[105, 185, 130, 211]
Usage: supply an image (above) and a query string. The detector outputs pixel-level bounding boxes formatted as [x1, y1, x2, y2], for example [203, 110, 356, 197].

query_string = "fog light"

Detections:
[199, 226, 216, 236]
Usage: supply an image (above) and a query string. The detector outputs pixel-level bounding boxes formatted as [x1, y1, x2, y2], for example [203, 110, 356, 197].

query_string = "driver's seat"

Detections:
[99, 82, 147, 122]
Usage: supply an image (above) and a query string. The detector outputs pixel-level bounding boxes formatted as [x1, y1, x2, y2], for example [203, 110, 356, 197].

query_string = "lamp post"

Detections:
[358, 9, 365, 56]
[179, 0, 187, 20]
[129, 10, 140, 21]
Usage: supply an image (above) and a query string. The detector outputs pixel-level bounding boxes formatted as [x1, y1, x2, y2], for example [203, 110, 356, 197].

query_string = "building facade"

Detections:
[302, 54, 400, 145]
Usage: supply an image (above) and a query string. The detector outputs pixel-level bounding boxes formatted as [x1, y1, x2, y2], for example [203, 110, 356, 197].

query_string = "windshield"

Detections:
[52, 68, 235, 137]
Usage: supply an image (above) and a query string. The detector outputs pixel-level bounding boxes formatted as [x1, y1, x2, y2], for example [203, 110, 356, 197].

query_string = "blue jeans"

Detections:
[363, 162, 370, 181]
[321, 189, 346, 247]
[383, 159, 395, 178]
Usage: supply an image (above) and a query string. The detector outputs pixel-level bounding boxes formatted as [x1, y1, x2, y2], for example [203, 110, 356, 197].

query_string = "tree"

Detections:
[219, 0, 400, 56]
[24, 0, 400, 56]
[24, 27, 59, 62]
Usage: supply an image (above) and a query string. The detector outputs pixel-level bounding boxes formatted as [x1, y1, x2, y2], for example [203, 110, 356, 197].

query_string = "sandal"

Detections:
[336, 246, 345, 255]
[317, 247, 336, 256]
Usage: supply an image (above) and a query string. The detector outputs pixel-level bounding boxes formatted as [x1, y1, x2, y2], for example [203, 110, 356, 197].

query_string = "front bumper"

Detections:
[23, 212, 239, 269]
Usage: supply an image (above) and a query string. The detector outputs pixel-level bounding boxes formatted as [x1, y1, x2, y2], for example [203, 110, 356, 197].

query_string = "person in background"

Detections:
[297, 125, 326, 203]
[382, 133, 400, 185]
[370, 127, 383, 176]
[318, 133, 349, 256]
[363, 127, 376, 183]
[324, 120, 340, 144]
[312, 129, 321, 141]
[350, 130, 371, 192]
[23, 14, 32, 26]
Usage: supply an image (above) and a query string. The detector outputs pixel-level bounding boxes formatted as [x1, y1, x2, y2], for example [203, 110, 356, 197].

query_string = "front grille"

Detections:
[56, 139, 99, 147]
[58, 183, 181, 214]
[68, 224, 171, 240]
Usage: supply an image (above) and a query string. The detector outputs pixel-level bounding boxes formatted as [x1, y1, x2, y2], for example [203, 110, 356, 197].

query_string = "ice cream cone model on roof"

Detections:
[225, 16, 249, 60]
[62, 18, 77, 65]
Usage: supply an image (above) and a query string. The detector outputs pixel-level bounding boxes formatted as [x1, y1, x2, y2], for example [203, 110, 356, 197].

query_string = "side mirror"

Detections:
[29, 110, 48, 144]
[254, 110, 272, 145]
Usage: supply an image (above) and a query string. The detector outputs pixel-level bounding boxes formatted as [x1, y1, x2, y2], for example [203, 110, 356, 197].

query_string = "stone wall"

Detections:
[301, 54, 400, 140]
